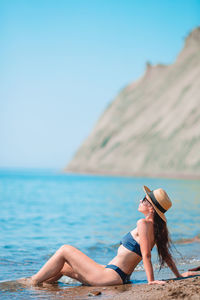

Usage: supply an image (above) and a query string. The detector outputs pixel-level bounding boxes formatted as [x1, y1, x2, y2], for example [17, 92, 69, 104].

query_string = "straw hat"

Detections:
[143, 186, 172, 222]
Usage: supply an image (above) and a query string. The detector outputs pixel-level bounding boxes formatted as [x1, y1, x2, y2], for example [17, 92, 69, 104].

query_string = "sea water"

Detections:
[0, 169, 199, 299]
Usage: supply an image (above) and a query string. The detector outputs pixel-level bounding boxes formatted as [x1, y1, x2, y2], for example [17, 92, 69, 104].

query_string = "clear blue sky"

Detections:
[1, 0, 199, 169]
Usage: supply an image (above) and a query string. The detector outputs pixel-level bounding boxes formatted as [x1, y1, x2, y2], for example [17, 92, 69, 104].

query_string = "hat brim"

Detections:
[143, 185, 166, 222]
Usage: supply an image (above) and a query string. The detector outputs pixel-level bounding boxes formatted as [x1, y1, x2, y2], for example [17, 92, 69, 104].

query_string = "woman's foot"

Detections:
[17, 277, 41, 287]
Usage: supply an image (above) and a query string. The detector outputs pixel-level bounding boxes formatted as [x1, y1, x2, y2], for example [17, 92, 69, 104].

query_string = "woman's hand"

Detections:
[148, 280, 166, 285]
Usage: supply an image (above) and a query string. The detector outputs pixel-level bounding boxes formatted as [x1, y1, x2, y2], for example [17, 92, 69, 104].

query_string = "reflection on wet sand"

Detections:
[0, 279, 133, 299]
[1, 276, 200, 299]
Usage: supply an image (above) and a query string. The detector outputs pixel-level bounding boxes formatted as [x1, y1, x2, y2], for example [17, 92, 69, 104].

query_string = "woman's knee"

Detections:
[58, 244, 75, 256]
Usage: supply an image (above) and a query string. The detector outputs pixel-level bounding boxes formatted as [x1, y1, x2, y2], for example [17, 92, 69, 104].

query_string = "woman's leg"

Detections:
[44, 262, 79, 284]
[44, 272, 62, 284]
[31, 245, 122, 286]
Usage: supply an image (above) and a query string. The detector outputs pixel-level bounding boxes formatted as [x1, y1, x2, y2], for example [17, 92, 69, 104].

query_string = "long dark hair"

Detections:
[153, 211, 174, 270]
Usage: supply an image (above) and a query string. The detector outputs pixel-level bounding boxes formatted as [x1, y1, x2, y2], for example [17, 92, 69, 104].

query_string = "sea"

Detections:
[0, 169, 199, 299]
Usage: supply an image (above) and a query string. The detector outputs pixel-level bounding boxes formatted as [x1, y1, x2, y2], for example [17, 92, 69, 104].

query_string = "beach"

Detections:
[106, 276, 200, 300]
[48, 276, 200, 299]
[0, 170, 199, 299]
[2, 275, 198, 300]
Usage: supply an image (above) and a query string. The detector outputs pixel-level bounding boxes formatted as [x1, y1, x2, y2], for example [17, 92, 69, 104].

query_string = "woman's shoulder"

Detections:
[137, 218, 153, 229]
[137, 218, 148, 226]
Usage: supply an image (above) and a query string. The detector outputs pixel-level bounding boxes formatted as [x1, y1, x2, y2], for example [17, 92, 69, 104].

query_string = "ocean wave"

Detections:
[178, 258, 200, 265]
[174, 235, 200, 244]
[59, 276, 81, 286]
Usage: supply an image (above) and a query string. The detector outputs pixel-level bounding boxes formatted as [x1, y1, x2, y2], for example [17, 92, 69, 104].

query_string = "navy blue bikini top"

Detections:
[120, 232, 142, 257]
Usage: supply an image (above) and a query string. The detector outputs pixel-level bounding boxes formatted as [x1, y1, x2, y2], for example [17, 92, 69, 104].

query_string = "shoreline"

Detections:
[101, 276, 200, 300]
[1, 276, 200, 300]
[1, 167, 200, 180]
[55, 276, 200, 299]
[63, 169, 200, 181]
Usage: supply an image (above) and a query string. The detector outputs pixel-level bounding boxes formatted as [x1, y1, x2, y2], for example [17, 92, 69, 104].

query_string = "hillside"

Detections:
[65, 27, 200, 178]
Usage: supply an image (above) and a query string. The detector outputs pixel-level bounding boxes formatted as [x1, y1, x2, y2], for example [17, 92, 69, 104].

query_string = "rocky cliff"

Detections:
[65, 27, 200, 178]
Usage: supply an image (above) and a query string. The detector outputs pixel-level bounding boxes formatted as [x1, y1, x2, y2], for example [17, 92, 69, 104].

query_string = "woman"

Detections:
[24, 186, 183, 286]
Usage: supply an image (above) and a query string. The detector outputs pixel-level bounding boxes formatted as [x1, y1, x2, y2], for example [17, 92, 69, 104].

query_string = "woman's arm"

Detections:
[137, 219, 165, 285]
[165, 257, 182, 278]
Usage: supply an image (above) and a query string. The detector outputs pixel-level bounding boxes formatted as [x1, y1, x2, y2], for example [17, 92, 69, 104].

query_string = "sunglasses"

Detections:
[141, 197, 151, 206]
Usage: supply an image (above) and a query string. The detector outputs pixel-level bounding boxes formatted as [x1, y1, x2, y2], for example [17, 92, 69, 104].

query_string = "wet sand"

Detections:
[59, 276, 200, 299]
[107, 276, 200, 300]
[1, 276, 199, 300]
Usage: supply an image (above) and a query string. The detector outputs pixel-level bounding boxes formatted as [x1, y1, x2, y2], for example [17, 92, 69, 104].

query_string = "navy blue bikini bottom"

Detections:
[105, 264, 131, 284]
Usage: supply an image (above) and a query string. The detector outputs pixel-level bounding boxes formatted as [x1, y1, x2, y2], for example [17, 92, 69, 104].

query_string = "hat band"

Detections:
[149, 191, 166, 213]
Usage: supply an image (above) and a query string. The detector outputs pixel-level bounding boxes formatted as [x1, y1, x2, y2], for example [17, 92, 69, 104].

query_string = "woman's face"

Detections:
[138, 196, 152, 214]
